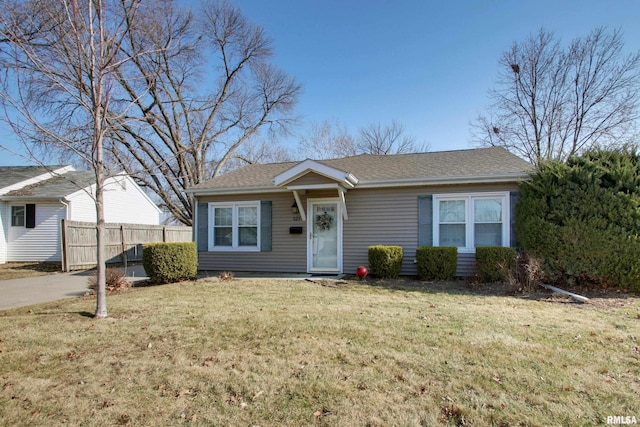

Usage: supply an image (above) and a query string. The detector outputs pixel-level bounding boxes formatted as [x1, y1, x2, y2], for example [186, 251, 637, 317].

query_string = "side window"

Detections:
[11, 206, 25, 227]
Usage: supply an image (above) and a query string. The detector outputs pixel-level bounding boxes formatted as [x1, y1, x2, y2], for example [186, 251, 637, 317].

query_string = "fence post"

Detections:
[163, 226, 167, 242]
[61, 219, 69, 272]
[120, 224, 127, 270]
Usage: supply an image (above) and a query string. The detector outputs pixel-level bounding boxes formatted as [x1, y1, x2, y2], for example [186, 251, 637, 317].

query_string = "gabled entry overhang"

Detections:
[273, 159, 358, 222]
[273, 159, 359, 188]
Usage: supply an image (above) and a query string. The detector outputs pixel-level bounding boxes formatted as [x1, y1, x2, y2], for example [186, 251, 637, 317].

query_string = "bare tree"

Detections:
[472, 28, 640, 165]
[218, 137, 294, 174]
[105, 0, 301, 225]
[358, 120, 427, 155]
[298, 119, 358, 159]
[0, 0, 154, 318]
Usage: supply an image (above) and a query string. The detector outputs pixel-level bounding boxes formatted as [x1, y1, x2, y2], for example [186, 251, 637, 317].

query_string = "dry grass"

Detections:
[0, 262, 60, 280]
[0, 277, 638, 426]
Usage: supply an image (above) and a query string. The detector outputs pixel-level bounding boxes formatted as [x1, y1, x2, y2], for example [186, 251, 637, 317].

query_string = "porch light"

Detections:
[291, 201, 299, 214]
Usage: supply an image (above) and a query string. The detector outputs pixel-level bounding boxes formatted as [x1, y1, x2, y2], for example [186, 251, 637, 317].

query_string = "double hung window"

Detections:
[209, 202, 259, 250]
[434, 193, 508, 252]
[11, 206, 25, 227]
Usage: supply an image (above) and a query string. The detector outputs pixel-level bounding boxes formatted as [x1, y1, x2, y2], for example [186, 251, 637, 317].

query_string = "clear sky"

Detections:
[1, 0, 639, 165]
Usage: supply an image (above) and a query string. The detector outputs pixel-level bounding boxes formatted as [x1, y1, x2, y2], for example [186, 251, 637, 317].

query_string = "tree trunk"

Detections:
[94, 115, 107, 318]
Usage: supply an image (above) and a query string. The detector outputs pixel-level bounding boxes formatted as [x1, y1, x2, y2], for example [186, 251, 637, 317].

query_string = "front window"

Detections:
[474, 198, 502, 246]
[11, 206, 25, 227]
[209, 202, 260, 251]
[434, 193, 508, 252]
[439, 199, 466, 247]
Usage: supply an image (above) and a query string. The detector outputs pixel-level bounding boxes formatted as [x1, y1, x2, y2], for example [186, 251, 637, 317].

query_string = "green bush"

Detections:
[475, 246, 516, 283]
[368, 245, 403, 278]
[516, 148, 640, 291]
[416, 246, 457, 281]
[142, 242, 198, 284]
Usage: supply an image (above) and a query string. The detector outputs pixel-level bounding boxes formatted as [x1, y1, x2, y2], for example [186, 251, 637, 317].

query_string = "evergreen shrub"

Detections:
[142, 242, 198, 284]
[475, 246, 516, 283]
[416, 246, 457, 281]
[368, 245, 403, 278]
[516, 149, 640, 291]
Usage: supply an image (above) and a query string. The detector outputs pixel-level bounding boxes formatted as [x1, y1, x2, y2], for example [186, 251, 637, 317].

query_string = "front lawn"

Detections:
[0, 278, 638, 426]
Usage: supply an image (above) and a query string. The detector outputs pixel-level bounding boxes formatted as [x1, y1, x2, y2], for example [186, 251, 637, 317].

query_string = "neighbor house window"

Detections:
[208, 201, 259, 251]
[434, 193, 509, 252]
[11, 205, 25, 227]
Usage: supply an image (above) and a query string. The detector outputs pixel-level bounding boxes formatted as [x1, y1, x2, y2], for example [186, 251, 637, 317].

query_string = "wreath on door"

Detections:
[315, 212, 334, 231]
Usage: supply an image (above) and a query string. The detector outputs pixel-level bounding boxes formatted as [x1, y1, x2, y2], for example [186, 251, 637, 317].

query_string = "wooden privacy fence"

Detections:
[61, 220, 193, 272]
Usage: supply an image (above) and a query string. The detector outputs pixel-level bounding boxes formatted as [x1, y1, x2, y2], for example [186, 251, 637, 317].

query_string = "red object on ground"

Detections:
[356, 266, 368, 278]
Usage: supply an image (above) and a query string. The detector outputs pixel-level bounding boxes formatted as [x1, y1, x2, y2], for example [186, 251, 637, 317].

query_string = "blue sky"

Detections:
[1, 0, 639, 165]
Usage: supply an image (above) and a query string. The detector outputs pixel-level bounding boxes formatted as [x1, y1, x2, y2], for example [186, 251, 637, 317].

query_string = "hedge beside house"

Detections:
[416, 246, 457, 281]
[475, 246, 516, 283]
[516, 149, 640, 291]
[368, 245, 403, 278]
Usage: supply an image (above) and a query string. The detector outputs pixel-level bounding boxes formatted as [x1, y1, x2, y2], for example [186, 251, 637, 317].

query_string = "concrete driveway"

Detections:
[0, 265, 148, 311]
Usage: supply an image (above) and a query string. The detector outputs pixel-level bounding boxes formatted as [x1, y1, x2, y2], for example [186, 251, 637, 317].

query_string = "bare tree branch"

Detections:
[358, 120, 428, 155]
[0, 0, 160, 318]
[472, 27, 640, 165]
[104, 0, 301, 225]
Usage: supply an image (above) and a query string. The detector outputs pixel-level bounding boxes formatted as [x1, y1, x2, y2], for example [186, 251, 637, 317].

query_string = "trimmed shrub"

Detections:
[368, 245, 403, 278]
[142, 242, 198, 284]
[416, 246, 457, 281]
[475, 246, 516, 283]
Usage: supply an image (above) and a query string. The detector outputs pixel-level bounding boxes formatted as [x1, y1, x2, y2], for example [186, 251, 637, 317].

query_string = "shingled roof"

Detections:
[0, 165, 67, 190]
[4, 171, 95, 198]
[189, 147, 532, 193]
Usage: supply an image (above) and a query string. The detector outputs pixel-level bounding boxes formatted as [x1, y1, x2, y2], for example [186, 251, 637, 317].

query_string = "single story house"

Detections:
[188, 147, 533, 276]
[0, 165, 161, 264]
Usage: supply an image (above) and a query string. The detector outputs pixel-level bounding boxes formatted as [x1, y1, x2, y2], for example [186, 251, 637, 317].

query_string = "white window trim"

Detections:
[10, 205, 25, 227]
[208, 201, 260, 252]
[433, 192, 509, 253]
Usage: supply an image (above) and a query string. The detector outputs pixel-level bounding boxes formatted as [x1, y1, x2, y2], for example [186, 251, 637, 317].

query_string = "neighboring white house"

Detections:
[0, 165, 161, 264]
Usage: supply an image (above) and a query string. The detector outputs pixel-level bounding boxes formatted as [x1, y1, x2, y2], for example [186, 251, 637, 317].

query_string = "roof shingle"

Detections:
[190, 147, 532, 192]
[0, 165, 66, 189]
[4, 171, 95, 198]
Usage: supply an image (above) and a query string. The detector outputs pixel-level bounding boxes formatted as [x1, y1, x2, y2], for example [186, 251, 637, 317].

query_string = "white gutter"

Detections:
[355, 173, 531, 188]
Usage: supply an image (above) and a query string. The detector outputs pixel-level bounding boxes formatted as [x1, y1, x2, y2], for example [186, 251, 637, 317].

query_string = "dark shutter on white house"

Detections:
[418, 195, 433, 247]
[25, 204, 36, 229]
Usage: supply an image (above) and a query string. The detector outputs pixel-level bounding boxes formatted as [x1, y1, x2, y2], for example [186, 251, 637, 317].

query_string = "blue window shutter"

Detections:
[418, 195, 433, 247]
[510, 191, 519, 248]
[26, 204, 36, 229]
[260, 201, 272, 252]
[197, 202, 208, 251]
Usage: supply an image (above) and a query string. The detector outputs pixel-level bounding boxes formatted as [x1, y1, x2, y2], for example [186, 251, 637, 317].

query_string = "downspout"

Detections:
[59, 198, 70, 272]
[191, 194, 197, 247]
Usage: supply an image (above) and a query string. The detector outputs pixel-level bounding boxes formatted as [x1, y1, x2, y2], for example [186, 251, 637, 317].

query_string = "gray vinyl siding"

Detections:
[456, 253, 477, 277]
[342, 183, 519, 276]
[197, 192, 307, 272]
[288, 172, 337, 186]
[196, 182, 519, 275]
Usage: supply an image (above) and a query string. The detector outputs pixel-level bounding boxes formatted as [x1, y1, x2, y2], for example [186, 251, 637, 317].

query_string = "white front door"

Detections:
[308, 199, 342, 273]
